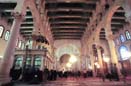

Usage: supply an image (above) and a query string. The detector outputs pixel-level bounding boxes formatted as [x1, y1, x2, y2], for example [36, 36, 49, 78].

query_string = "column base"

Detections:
[0, 74, 11, 85]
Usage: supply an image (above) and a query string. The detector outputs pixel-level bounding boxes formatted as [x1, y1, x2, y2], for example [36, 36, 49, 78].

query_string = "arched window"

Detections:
[21, 42, 25, 49]
[120, 34, 125, 43]
[0, 25, 4, 38]
[15, 56, 23, 67]
[4, 30, 10, 41]
[34, 56, 41, 68]
[18, 40, 22, 48]
[26, 40, 33, 49]
[26, 57, 31, 68]
[115, 39, 120, 45]
[125, 30, 131, 40]
[119, 45, 130, 60]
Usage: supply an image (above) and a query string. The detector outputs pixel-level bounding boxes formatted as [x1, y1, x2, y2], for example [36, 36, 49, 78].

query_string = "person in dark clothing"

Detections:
[106, 72, 112, 81]
[9, 65, 16, 81]
[9, 65, 22, 81]
[111, 63, 119, 81]
[29, 68, 43, 84]
[43, 67, 49, 82]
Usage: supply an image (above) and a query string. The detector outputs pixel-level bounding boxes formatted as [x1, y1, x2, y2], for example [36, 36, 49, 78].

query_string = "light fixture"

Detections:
[66, 63, 72, 68]
[69, 55, 77, 63]
[103, 56, 110, 63]
[121, 51, 131, 58]
[88, 65, 93, 70]
[0, 56, 3, 59]
[96, 64, 100, 69]
[94, 62, 100, 69]
[103, 54, 110, 63]
[94, 62, 98, 66]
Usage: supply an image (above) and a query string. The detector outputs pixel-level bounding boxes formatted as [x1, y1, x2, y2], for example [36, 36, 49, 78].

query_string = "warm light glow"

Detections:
[94, 62, 98, 66]
[66, 1, 71, 3]
[0, 56, 3, 58]
[69, 55, 77, 63]
[66, 63, 72, 68]
[96, 64, 100, 69]
[89, 65, 92, 70]
[103, 56, 110, 63]
[94, 62, 100, 69]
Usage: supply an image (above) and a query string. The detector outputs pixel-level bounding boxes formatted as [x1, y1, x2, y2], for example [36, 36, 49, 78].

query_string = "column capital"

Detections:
[12, 0, 26, 19]
[96, 45, 101, 50]
[12, 11, 25, 20]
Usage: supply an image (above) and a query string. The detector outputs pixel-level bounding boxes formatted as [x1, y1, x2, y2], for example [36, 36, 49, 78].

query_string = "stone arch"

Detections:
[25, 0, 44, 36]
[99, 40, 110, 56]
[55, 44, 80, 61]
[104, 2, 123, 33]
[98, 28, 110, 56]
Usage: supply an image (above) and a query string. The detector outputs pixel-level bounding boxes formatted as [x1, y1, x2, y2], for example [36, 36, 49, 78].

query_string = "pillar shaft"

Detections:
[90, 54, 96, 77]
[107, 37, 118, 64]
[0, 14, 23, 83]
[96, 46, 104, 75]
[107, 35, 123, 76]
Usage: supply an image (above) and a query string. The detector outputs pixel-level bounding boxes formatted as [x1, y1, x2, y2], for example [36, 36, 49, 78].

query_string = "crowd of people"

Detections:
[9, 66, 94, 84]
[9, 64, 121, 84]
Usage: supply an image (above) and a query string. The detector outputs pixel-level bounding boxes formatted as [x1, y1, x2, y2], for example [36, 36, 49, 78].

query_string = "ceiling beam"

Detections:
[54, 38, 81, 40]
[22, 22, 34, 24]
[0, 0, 17, 3]
[112, 16, 125, 19]
[47, 9, 93, 13]
[52, 32, 83, 35]
[51, 28, 85, 30]
[49, 21, 88, 23]
[50, 22, 87, 24]
[52, 29, 84, 32]
[49, 16, 89, 19]
[45, 0, 98, 3]
[20, 26, 34, 28]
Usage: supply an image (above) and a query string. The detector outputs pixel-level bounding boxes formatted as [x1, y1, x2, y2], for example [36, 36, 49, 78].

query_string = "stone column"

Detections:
[107, 34, 118, 65]
[96, 45, 105, 79]
[107, 34, 121, 75]
[90, 52, 96, 77]
[0, 13, 24, 84]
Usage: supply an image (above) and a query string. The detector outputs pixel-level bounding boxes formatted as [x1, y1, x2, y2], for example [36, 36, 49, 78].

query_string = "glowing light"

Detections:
[120, 46, 131, 60]
[103, 54, 110, 63]
[0, 56, 3, 58]
[88, 65, 92, 70]
[94, 62, 100, 69]
[121, 51, 131, 58]
[96, 64, 100, 69]
[69, 55, 77, 63]
[103, 57, 110, 63]
[94, 62, 98, 66]
[66, 63, 72, 68]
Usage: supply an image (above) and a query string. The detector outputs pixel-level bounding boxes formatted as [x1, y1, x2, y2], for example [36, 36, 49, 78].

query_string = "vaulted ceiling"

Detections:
[0, 0, 127, 41]
[45, 0, 98, 40]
